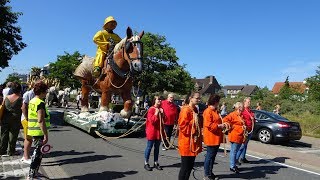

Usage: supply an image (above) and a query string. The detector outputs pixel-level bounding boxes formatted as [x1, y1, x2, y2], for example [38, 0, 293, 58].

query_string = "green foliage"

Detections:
[135, 32, 194, 96]
[284, 112, 320, 138]
[48, 51, 83, 89]
[0, 0, 27, 70]
[278, 76, 304, 100]
[4, 73, 21, 84]
[306, 66, 320, 101]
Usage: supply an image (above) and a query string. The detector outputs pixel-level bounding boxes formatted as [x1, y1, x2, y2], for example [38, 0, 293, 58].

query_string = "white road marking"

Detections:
[298, 149, 320, 153]
[246, 154, 320, 176]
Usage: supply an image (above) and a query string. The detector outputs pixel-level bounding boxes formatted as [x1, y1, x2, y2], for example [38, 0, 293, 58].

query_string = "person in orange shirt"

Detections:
[223, 102, 245, 174]
[178, 92, 202, 180]
[203, 94, 225, 180]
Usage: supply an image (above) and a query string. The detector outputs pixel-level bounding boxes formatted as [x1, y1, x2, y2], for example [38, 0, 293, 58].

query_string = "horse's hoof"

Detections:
[81, 106, 89, 112]
[99, 106, 108, 112]
[120, 109, 131, 119]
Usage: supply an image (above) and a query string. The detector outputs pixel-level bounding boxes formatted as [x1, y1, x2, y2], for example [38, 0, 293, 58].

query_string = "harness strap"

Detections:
[108, 58, 130, 79]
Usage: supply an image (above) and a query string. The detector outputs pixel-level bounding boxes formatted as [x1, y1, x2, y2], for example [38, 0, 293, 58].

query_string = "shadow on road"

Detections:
[219, 165, 287, 179]
[46, 150, 95, 158]
[42, 154, 122, 166]
[278, 140, 312, 148]
[58, 170, 138, 180]
[49, 129, 72, 132]
[250, 156, 290, 164]
[162, 161, 203, 168]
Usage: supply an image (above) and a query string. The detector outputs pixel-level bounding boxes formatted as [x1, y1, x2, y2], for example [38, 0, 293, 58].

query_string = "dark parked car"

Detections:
[252, 110, 302, 144]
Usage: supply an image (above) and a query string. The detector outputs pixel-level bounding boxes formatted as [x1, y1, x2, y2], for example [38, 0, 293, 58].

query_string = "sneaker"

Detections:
[230, 167, 240, 174]
[154, 162, 163, 170]
[240, 158, 250, 163]
[162, 147, 167, 151]
[144, 164, 152, 171]
[21, 157, 32, 164]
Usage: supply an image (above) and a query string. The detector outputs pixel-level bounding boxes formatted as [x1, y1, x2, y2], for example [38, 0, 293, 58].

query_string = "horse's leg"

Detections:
[120, 91, 132, 119]
[81, 80, 90, 112]
[99, 90, 111, 111]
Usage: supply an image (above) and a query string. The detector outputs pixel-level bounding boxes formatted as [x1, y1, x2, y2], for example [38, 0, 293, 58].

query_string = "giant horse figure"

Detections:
[74, 27, 144, 118]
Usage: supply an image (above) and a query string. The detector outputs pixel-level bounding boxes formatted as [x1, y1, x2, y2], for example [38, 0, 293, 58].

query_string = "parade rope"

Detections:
[95, 110, 148, 140]
[159, 111, 178, 150]
[190, 111, 201, 153]
[219, 114, 229, 156]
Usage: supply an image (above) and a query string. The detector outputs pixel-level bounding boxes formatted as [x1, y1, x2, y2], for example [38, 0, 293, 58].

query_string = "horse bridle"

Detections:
[123, 40, 143, 75]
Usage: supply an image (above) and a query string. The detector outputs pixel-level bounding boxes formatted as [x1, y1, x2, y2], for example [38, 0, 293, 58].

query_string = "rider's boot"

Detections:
[93, 66, 101, 78]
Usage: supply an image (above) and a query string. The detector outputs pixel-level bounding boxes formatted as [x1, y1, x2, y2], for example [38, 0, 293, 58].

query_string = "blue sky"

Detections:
[2, 0, 320, 89]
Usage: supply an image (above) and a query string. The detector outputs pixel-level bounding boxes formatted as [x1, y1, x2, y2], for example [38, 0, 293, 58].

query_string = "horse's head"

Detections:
[123, 27, 144, 75]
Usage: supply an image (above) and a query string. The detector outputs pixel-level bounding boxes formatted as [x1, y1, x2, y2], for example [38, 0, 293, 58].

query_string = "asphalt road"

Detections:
[41, 121, 320, 180]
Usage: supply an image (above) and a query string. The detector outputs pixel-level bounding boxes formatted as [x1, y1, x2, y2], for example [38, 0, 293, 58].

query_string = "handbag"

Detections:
[0, 100, 5, 121]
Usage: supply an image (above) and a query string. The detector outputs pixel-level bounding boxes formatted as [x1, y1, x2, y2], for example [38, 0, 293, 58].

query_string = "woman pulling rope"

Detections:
[177, 92, 202, 180]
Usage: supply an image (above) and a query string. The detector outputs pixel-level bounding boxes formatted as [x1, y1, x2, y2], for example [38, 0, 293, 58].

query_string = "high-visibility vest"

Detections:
[27, 97, 51, 136]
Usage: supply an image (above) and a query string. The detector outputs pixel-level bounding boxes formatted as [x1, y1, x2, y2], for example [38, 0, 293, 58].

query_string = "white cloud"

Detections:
[281, 61, 320, 81]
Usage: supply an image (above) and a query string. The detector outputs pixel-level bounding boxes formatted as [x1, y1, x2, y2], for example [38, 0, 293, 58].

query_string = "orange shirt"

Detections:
[178, 106, 202, 156]
[203, 107, 223, 146]
[223, 111, 245, 144]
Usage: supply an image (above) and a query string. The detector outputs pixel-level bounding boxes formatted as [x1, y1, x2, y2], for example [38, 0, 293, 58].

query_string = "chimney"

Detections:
[209, 76, 213, 84]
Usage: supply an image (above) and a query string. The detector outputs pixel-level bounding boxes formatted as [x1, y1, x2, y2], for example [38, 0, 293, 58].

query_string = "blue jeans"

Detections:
[204, 145, 220, 177]
[144, 140, 161, 163]
[229, 142, 241, 168]
[236, 133, 253, 161]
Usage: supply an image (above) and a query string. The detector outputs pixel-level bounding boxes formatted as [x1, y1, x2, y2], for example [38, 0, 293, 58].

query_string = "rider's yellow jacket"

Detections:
[93, 30, 121, 54]
[93, 30, 121, 67]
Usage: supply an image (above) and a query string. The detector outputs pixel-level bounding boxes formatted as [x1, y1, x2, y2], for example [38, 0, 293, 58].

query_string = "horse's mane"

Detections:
[114, 37, 127, 54]
[114, 35, 141, 54]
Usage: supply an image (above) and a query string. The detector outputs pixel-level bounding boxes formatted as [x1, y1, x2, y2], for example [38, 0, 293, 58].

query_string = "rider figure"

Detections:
[93, 16, 121, 78]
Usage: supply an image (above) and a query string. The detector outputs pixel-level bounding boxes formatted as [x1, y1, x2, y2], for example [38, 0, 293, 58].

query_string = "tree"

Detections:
[47, 51, 83, 89]
[3, 72, 21, 85]
[279, 76, 294, 100]
[306, 66, 320, 101]
[135, 32, 194, 96]
[252, 86, 273, 100]
[0, 0, 27, 70]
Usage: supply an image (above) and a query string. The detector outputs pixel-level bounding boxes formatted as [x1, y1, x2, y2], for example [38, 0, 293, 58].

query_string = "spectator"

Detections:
[111, 94, 116, 104]
[0, 82, 22, 156]
[237, 97, 255, 164]
[223, 102, 245, 174]
[220, 102, 228, 117]
[256, 102, 262, 110]
[161, 93, 178, 150]
[2, 82, 13, 103]
[27, 81, 50, 179]
[144, 96, 164, 171]
[203, 94, 225, 180]
[20, 82, 36, 164]
[273, 104, 281, 115]
[76, 92, 82, 110]
[178, 92, 202, 180]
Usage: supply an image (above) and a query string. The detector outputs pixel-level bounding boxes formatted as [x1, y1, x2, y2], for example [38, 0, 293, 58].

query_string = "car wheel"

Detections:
[258, 128, 273, 144]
